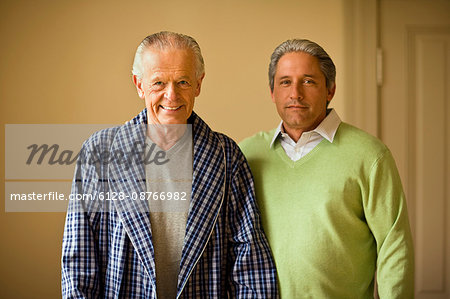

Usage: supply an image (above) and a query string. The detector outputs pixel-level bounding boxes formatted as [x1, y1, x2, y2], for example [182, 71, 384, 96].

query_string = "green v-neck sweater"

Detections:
[240, 122, 414, 298]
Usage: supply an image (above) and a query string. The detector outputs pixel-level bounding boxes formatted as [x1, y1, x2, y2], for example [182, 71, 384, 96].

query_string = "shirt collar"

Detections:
[269, 109, 341, 148]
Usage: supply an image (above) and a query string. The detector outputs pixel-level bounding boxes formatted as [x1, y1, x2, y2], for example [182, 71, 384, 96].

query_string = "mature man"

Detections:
[62, 31, 277, 298]
[240, 39, 414, 298]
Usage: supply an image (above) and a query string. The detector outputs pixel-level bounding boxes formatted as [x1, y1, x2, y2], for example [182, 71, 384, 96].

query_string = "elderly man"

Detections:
[240, 39, 414, 298]
[62, 31, 277, 298]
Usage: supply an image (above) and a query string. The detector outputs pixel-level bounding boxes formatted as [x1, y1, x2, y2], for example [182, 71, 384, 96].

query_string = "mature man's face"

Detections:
[133, 48, 204, 125]
[271, 51, 335, 139]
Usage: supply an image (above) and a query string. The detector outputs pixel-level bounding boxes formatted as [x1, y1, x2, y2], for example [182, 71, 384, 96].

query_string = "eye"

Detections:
[178, 80, 191, 88]
[303, 78, 315, 85]
[280, 79, 291, 86]
[151, 81, 165, 91]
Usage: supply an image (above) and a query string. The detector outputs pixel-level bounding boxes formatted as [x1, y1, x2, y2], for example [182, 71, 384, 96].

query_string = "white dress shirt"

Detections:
[270, 109, 342, 161]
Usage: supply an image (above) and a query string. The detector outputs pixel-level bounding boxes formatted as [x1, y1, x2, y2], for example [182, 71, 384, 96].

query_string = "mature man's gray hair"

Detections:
[132, 31, 205, 79]
[268, 39, 336, 92]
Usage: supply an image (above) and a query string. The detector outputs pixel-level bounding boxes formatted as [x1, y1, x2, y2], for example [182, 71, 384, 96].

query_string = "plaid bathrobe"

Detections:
[61, 109, 278, 298]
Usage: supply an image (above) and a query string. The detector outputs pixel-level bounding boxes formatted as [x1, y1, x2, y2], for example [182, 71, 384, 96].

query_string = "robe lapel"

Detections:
[108, 123, 157, 287]
[177, 114, 226, 293]
[104, 110, 227, 294]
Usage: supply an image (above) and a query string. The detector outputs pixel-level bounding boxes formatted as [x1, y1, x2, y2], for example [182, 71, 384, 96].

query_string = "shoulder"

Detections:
[337, 123, 385, 146]
[213, 132, 248, 168]
[239, 129, 276, 157]
[191, 112, 248, 172]
[191, 112, 242, 157]
[81, 126, 121, 153]
[82, 109, 147, 152]
[334, 122, 391, 163]
[214, 132, 238, 150]
[240, 129, 276, 147]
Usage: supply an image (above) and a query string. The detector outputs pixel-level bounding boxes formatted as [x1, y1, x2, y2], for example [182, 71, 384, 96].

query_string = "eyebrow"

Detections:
[277, 74, 318, 80]
[149, 74, 192, 81]
[149, 74, 163, 81]
[177, 75, 191, 81]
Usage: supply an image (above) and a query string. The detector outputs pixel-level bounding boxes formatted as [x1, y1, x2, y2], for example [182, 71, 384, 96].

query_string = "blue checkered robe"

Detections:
[61, 109, 278, 298]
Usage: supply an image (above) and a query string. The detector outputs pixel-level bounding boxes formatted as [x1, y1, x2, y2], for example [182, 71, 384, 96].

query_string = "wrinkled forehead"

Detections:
[142, 47, 197, 74]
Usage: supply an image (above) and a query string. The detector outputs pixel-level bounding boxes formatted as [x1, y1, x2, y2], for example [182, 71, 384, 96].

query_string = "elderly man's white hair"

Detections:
[132, 31, 205, 79]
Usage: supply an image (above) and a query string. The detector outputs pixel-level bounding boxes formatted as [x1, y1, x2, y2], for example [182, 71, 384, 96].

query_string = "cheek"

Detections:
[186, 98, 195, 109]
[146, 91, 163, 103]
[145, 96, 161, 111]
[308, 89, 326, 102]
[183, 91, 197, 105]
[279, 87, 291, 98]
[271, 89, 283, 103]
[274, 100, 285, 113]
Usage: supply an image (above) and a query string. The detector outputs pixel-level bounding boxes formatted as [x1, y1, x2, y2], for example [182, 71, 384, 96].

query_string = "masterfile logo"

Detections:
[5, 124, 193, 212]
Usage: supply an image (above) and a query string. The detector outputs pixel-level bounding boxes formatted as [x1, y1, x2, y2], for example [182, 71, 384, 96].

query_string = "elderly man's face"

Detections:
[133, 48, 204, 124]
[271, 51, 335, 140]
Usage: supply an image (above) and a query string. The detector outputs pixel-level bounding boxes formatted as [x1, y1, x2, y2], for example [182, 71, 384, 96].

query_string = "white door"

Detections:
[380, 1, 450, 297]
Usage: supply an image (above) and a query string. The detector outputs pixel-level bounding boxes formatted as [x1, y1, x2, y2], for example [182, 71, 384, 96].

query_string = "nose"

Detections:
[289, 83, 303, 100]
[164, 83, 178, 101]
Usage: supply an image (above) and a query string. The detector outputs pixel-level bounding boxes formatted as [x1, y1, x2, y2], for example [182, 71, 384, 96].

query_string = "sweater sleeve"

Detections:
[363, 149, 414, 298]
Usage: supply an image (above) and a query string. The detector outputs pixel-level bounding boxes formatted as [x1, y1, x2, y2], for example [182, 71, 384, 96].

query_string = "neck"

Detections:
[147, 123, 187, 150]
[282, 109, 330, 142]
[282, 125, 303, 143]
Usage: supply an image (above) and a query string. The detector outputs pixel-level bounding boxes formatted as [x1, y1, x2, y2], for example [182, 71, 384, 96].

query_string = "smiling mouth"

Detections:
[160, 105, 182, 111]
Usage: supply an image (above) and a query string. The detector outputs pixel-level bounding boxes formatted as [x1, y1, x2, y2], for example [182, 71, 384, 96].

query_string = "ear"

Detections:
[327, 83, 336, 103]
[194, 73, 205, 97]
[133, 75, 145, 99]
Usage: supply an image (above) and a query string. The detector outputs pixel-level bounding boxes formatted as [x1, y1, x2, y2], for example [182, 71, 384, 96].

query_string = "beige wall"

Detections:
[0, 0, 349, 297]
